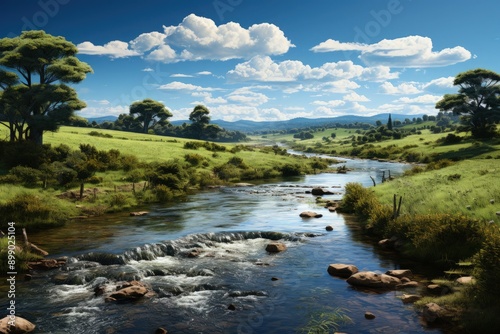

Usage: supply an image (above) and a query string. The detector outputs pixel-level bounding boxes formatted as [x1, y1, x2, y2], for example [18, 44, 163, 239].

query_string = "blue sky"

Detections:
[2, 0, 499, 122]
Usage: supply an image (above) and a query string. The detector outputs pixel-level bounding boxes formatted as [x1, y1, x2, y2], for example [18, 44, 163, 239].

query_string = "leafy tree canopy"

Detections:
[436, 68, 500, 138]
[0, 30, 92, 144]
[129, 98, 172, 133]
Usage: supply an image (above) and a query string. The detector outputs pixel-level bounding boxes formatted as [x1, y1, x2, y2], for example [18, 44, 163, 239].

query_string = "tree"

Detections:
[188, 104, 211, 139]
[436, 68, 500, 138]
[387, 114, 393, 130]
[129, 98, 172, 134]
[0, 31, 92, 145]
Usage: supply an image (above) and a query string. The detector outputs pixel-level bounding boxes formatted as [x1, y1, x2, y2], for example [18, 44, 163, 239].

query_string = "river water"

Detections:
[2, 158, 444, 333]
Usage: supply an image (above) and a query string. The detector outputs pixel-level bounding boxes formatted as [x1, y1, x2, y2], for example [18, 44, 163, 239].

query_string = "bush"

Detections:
[184, 153, 205, 166]
[154, 185, 174, 203]
[184, 141, 204, 150]
[0, 194, 67, 230]
[9, 166, 41, 186]
[473, 227, 500, 305]
[280, 164, 302, 177]
[389, 214, 485, 264]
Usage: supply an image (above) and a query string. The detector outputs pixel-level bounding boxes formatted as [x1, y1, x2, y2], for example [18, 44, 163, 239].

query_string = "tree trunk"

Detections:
[28, 127, 43, 145]
[80, 182, 84, 199]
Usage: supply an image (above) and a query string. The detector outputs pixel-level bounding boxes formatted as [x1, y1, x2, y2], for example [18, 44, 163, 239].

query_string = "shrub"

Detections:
[280, 164, 302, 177]
[184, 141, 204, 150]
[9, 166, 41, 186]
[154, 184, 174, 203]
[184, 153, 205, 166]
[473, 227, 500, 305]
[0, 194, 67, 230]
[390, 214, 485, 264]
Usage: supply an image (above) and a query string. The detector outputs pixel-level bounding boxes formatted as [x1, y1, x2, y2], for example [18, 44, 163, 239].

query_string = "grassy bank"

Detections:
[338, 158, 500, 333]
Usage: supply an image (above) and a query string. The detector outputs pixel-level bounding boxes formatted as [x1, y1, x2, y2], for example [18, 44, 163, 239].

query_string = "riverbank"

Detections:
[337, 159, 500, 333]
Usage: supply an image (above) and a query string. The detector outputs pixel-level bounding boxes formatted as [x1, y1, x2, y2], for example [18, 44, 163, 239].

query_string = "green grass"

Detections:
[373, 159, 500, 223]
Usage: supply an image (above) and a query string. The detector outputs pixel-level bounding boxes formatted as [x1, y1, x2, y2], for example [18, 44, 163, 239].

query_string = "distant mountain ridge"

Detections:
[86, 113, 422, 133]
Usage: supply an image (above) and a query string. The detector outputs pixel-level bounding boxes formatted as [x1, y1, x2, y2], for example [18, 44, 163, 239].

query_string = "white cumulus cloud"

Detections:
[311, 36, 471, 68]
[227, 56, 398, 83]
[78, 14, 293, 62]
[77, 41, 140, 58]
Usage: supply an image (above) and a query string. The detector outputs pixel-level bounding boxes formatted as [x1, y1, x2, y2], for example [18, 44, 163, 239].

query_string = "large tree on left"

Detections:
[0, 31, 92, 145]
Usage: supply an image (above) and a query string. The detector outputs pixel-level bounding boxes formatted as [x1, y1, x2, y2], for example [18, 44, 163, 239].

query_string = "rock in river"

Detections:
[265, 242, 287, 253]
[346, 271, 401, 289]
[327, 264, 359, 278]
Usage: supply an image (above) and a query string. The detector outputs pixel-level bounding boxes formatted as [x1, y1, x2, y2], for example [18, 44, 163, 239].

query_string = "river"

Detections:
[1, 158, 444, 333]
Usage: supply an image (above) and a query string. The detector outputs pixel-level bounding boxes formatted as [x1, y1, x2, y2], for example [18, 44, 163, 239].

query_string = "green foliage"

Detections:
[389, 214, 485, 264]
[298, 308, 352, 334]
[0, 193, 69, 230]
[0, 30, 92, 144]
[88, 131, 113, 138]
[436, 68, 500, 139]
[184, 153, 205, 166]
[129, 98, 172, 133]
[0, 237, 42, 273]
[473, 227, 500, 305]
[154, 184, 174, 203]
[280, 163, 302, 177]
[9, 166, 41, 186]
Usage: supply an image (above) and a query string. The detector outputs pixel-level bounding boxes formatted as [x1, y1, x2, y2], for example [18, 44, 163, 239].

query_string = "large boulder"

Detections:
[346, 271, 401, 289]
[265, 242, 287, 253]
[327, 264, 359, 278]
[0, 316, 36, 334]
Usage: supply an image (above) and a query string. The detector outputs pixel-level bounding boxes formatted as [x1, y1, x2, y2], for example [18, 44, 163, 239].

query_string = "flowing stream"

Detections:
[1, 158, 444, 333]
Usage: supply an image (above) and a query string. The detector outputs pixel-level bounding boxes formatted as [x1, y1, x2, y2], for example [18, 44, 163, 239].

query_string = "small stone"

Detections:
[386, 269, 413, 279]
[401, 294, 421, 303]
[24, 274, 32, 281]
[325, 225, 333, 231]
[364, 312, 376, 320]
[271, 277, 279, 281]
[490, 199, 495, 204]
[155, 327, 168, 334]
[456, 276, 475, 285]
[228, 304, 236, 311]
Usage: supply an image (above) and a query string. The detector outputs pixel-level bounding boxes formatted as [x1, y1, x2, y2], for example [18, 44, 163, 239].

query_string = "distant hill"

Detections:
[87, 116, 118, 124]
[85, 113, 423, 133]
[173, 113, 422, 133]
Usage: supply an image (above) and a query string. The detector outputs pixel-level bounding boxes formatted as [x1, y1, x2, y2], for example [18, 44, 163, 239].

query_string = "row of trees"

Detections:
[69, 102, 248, 142]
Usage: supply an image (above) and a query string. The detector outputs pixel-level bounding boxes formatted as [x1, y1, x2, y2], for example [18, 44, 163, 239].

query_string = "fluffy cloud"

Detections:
[343, 92, 370, 102]
[77, 41, 140, 58]
[227, 88, 270, 107]
[227, 56, 398, 82]
[311, 36, 471, 68]
[393, 94, 442, 104]
[158, 81, 219, 92]
[78, 14, 293, 62]
[422, 76, 455, 92]
[379, 81, 421, 95]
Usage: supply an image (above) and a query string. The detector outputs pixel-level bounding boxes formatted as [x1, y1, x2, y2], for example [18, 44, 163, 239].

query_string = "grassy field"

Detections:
[43, 126, 314, 170]
[373, 159, 500, 224]
[252, 126, 500, 162]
